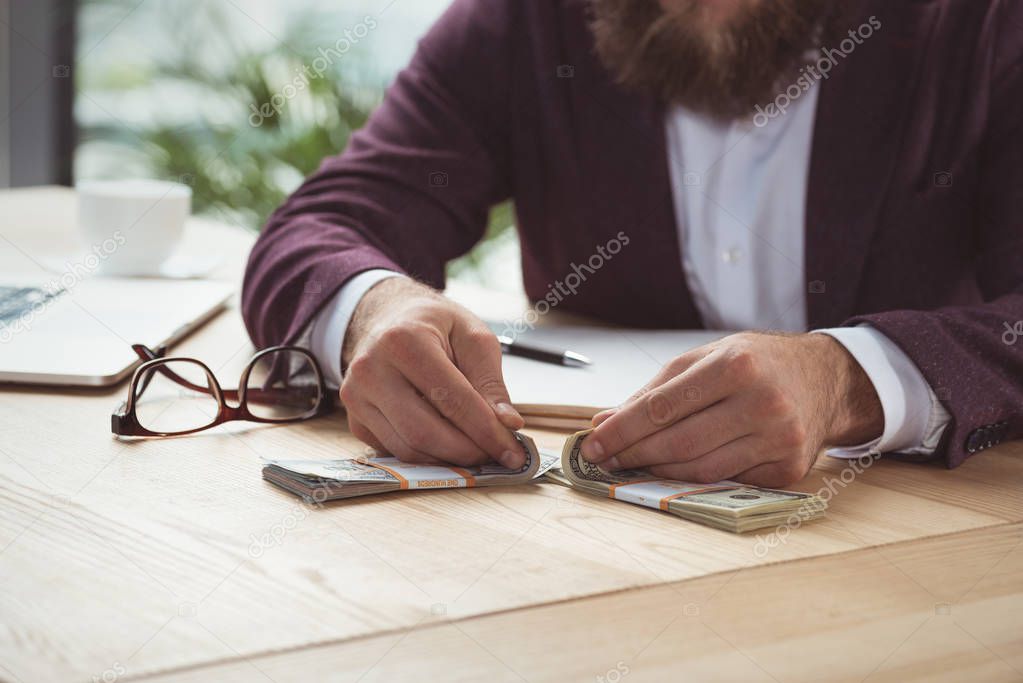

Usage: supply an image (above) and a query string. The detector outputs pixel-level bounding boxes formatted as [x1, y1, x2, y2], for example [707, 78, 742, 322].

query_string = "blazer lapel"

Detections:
[805, 0, 940, 328]
[565, 2, 703, 329]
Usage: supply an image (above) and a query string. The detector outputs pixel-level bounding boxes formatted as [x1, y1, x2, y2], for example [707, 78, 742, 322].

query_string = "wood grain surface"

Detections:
[1, 189, 1020, 683]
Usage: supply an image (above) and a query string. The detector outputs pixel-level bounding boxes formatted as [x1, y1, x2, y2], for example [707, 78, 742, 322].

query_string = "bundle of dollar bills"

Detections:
[263, 432, 558, 503]
[546, 429, 826, 533]
[263, 428, 825, 533]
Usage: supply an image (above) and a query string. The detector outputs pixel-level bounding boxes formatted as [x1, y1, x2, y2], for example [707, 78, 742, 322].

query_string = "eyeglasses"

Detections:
[111, 344, 335, 437]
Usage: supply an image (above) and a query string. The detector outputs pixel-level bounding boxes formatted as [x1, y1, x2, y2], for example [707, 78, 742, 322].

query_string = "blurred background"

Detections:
[1, 0, 520, 289]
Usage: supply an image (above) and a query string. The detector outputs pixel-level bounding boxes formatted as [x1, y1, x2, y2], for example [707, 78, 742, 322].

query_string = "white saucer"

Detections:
[42, 249, 223, 280]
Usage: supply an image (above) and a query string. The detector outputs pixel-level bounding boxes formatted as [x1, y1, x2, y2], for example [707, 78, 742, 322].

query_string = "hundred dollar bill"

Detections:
[549, 429, 826, 533]
[263, 432, 555, 502]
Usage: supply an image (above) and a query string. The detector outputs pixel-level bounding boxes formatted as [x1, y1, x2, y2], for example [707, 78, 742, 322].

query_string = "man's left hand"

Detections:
[580, 332, 884, 488]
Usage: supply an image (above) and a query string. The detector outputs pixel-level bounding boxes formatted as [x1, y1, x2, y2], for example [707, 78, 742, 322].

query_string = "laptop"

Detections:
[0, 276, 234, 386]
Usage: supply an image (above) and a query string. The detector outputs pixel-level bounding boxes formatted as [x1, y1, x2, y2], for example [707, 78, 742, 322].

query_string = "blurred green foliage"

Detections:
[76, 0, 513, 281]
[77, 2, 371, 228]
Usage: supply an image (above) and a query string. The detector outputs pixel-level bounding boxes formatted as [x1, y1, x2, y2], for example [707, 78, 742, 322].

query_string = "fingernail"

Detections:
[499, 449, 524, 469]
[591, 409, 616, 426]
[605, 456, 621, 471]
[582, 438, 605, 462]
[495, 402, 524, 427]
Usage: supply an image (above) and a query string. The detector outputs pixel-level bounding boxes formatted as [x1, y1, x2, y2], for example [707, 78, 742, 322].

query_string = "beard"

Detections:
[590, 0, 841, 120]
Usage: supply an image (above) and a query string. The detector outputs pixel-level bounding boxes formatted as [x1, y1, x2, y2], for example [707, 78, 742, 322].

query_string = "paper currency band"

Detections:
[607, 479, 660, 498]
[609, 480, 735, 510]
[448, 467, 477, 487]
[654, 486, 735, 511]
[363, 461, 477, 490]
[365, 461, 409, 488]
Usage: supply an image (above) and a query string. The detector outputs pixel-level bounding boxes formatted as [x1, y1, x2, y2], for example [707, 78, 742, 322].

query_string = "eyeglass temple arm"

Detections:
[250, 354, 335, 408]
[130, 344, 332, 408]
[132, 345, 170, 397]
[130, 344, 239, 400]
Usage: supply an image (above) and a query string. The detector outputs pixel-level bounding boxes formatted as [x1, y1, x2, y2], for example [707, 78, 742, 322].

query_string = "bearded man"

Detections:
[243, 0, 1023, 486]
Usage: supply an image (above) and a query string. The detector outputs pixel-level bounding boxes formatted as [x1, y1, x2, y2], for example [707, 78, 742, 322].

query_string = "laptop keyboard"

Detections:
[0, 286, 63, 324]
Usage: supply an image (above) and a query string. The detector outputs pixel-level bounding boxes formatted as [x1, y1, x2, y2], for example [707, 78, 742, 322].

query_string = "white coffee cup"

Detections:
[76, 179, 192, 277]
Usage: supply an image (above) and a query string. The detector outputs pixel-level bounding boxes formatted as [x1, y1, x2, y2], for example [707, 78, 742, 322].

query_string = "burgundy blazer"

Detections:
[243, 0, 1023, 468]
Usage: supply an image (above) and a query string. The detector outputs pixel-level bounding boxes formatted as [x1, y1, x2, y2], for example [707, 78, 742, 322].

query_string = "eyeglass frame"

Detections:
[111, 343, 336, 437]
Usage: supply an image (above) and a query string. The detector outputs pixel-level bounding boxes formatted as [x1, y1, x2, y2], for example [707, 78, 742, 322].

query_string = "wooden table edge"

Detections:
[127, 518, 1023, 681]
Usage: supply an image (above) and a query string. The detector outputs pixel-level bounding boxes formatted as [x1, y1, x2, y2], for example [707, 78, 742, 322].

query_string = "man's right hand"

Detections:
[339, 277, 526, 468]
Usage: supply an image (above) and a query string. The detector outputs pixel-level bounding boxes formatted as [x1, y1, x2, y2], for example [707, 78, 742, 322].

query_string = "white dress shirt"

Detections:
[308, 83, 950, 458]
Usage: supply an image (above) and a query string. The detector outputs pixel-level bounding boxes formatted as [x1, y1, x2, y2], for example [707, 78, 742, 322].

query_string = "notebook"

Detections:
[492, 324, 728, 429]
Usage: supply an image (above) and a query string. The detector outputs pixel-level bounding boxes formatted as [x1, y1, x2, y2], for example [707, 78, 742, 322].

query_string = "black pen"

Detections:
[496, 335, 592, 367]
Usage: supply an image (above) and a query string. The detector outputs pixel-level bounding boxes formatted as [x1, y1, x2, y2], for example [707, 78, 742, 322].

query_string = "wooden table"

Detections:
[1, 188, 1021, 682]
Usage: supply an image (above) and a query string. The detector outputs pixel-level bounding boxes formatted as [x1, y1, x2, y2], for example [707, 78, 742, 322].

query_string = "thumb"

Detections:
[452, 324, 524, 430]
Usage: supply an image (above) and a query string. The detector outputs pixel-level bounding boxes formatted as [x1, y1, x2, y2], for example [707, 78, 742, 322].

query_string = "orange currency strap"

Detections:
[608, 480, 736, 511]
[363, 458, 478, 490]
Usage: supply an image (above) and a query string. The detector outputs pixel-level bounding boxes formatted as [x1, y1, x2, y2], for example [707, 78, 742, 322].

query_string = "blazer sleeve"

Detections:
[241, 0, 517, 348]
[846, 16, 1023, 468]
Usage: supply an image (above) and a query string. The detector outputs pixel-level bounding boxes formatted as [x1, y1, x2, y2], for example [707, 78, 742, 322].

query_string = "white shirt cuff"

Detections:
[813, 325, 951, 458]
[308, 269, 405, 387]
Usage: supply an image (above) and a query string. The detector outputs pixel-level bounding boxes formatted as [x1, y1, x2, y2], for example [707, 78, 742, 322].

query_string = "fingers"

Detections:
[582, 348, 738, 463]
[343, 324, 525, 468]
[732, 459, 812, 489]
[398, 336, 525, 467]
[452, 323, 525, 430]
[345, 400, 445, 464]
[646, 436, 774, 484]
[602, 399, 749, 471]
[623, 346, 710, 405]
[370, 367, 492, 467]
[340, 299, 526, 468]
[346, 411, 387, 453]
[589, 348, 709, 430]
[583, 334, 821, 488]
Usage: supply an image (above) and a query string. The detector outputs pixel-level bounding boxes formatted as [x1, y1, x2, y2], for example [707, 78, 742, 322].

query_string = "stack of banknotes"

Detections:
[263, 429, 825, 533]
[546, 429, 826, 533]
[263, 432, 558, 502]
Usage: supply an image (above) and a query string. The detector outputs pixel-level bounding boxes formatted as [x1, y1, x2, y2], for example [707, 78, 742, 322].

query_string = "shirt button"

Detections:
[722, 247, 743, 264]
